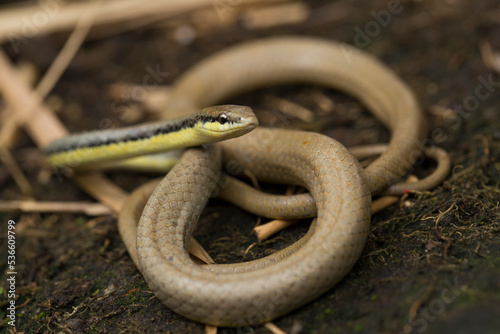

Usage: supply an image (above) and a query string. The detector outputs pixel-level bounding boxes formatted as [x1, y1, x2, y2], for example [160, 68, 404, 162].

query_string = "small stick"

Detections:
[372, 196, 399, 214]
[0, 200, 112, 216]
[36, 0, 101, 99]
[255, 219, 297, 242]
[479, 40, 500, 74]
[264, 322, 287, 334]
[242, 2, 309, 30]
[205, 324, 217, 334]
[0, 146, 33, 196]
[0, 0, 286, 43]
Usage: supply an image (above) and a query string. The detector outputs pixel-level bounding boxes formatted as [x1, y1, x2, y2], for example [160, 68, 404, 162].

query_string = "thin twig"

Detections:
[479, 40, 500, 74]
[0, 0, 99, 148]
[0, 200, 111, 216]
[264, 322, 287, 334]
[0, 146, 33, 196]
[36, 0, 102, 98]
[255, 220, 297, 242]
[0, 0, 286, 43]
[205, 324, 217, 334]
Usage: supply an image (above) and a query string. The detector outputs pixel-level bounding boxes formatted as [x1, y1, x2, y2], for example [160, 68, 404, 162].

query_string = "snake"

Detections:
[45, 105, 258, 169]
[47, 36, 451, 327]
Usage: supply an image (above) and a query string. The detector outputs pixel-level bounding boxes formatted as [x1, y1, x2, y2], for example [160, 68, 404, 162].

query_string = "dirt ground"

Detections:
[1, 0, 500, 333]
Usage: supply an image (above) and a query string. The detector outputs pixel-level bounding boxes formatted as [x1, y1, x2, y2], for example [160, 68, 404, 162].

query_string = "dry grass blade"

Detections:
[188, 238, 215, 264]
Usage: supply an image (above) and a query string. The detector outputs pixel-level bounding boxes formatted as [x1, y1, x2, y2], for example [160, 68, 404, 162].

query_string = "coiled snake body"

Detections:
[47, 37, 450, 327]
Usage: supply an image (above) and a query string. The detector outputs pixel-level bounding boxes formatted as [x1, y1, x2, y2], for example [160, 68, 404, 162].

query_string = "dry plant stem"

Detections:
[0, 1, 97, 148]
[372, 195, 399, 213]
[0, 200, 111, 216]
[0, 55, 65, 147]
[0, 146, 33, 196]
[241, 1, 309, 29]
[264, 322, 288, 334]
[480, 40, 500, 74]
[0, 62, 39, 147]
[0, 1, 97, 197]
[0, 49, 126, 212]
[0, 0, 286, 43]
[205, 324, 217, 334]
[0, 111, 24, 149]
[0, 49, 211, 261]
[35, 0, 101, 98]
[254, 219, 297, 241]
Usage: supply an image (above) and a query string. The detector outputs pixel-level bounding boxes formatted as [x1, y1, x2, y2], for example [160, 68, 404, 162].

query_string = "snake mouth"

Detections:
[245, 118, 259, 128]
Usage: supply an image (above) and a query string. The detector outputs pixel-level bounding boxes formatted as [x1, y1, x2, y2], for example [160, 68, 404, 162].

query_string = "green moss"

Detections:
[324, 308, 335, 316]
[353, 322, 364, 332]
[75, 216, 86, 225]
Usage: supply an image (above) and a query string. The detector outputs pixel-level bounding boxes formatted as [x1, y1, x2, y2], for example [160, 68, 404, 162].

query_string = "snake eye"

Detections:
[218, 113, 229, 124]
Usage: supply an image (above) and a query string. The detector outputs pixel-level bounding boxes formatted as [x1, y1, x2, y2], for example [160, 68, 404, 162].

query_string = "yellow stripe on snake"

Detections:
[47, 36, 450, 327]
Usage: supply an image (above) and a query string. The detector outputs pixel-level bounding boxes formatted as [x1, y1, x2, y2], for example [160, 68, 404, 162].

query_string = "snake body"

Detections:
[133, 37, 429, 326]
[136, 129, 371, 325]
[48, 37, 451, 326]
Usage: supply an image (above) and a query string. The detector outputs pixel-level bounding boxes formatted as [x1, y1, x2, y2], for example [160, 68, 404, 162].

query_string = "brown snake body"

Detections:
[118, 37, 450, 326]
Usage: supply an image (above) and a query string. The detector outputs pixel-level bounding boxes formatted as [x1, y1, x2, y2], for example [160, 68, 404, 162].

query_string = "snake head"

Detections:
[194, 105, 258, 141]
